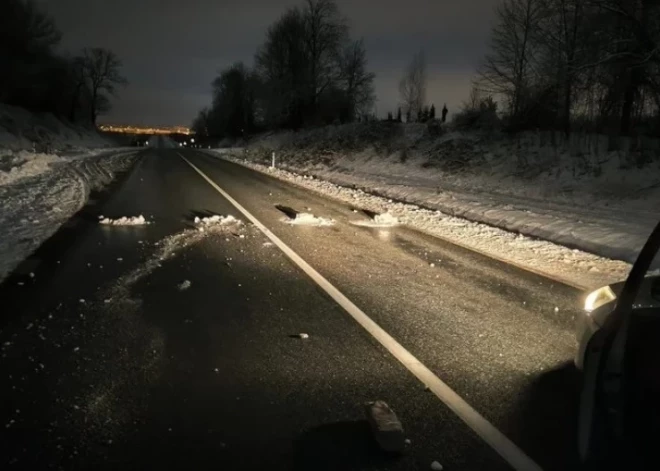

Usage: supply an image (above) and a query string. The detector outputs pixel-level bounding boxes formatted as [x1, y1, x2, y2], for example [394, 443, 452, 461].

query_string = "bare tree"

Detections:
[478, 0, 544, 123]
[535, 0, 588, 135]
[0, 0, 61, 103]
[339, 39, 375, 122]
[81, 48, 127, 125]
[399, 50, 426, 118]
[255, 8, 308, 128]
[192, 108, 211, 137]
[209, 62, 256, 137]
[303, 0, 349, 122]
[589, 0, 659, 135]
[67, 56, 88, 122]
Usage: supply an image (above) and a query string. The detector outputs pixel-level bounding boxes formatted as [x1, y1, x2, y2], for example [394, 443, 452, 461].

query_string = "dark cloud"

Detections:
[40, 0, 499, 126]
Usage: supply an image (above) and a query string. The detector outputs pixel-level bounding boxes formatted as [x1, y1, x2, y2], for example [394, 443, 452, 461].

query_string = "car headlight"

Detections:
[584, 285, 616, 313]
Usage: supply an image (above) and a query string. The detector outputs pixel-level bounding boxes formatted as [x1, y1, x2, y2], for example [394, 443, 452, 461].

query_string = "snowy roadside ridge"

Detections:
[207, 150, 631, 290]
[0, 150, 140, 283]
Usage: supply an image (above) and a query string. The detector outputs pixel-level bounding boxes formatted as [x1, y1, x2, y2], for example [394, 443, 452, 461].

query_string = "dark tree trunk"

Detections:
[91, 89, 97, 126]
[563, 79, 572, 137]
[620, 69, 639, 137]
[69, 84, 82, 123]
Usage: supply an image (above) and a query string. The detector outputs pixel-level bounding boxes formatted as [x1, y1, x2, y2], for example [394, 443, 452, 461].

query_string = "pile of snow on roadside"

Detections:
[213, 152, 630, 289]
[99, 215, 150, 226]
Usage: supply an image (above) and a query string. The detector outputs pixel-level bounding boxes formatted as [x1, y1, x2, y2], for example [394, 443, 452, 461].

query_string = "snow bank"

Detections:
[99, 215, 150, 226]
[0, 103, 114, 152]
[0, 104, 142, 281]
[204, 124, 660, 287]
[0, 151, 65, 185]
[227, 124, 658, 273]
[0, 150, 139, 282]
[211, 151, 631, 289]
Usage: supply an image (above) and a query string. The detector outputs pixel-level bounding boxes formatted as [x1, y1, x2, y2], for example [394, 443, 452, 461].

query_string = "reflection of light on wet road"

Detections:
[378, 230, 391, 241]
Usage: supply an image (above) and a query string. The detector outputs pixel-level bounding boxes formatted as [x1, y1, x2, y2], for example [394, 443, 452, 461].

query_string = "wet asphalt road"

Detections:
[0, 149, 585, 470]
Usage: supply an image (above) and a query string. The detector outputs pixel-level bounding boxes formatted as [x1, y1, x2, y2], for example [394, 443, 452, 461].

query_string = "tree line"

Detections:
[192, 0, 376, 138]
[1, 0, 127, 125]
[474, 0, 660, 137]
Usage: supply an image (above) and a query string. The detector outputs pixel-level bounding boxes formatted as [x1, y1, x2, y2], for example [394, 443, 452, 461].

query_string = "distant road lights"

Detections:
[191, 138, 195, 143]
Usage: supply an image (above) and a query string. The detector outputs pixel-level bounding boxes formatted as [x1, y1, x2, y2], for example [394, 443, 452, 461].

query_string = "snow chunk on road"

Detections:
[194, 215, 241, 227]
[99, 215, 150, 226]
[284, 212, 334, 227]
[352, 212, 399, 227]
[177, 280, 191, 291]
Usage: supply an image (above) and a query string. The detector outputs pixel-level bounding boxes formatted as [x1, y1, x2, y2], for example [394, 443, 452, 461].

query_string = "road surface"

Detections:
[0, 149, 584, 470]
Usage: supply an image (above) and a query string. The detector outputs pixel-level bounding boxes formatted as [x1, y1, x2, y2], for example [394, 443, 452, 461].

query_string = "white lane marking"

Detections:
[178, 152, 543, 471]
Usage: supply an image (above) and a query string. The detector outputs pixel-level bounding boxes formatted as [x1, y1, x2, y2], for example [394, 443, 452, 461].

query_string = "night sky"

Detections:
[40, 0, 499, 127]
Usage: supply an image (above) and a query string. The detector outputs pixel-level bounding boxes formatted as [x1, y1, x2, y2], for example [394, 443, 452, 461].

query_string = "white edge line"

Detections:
[178, 152, 543, 471]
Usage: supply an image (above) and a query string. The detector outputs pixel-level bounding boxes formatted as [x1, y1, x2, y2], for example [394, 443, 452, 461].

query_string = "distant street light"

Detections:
[191, 138, 195, 143]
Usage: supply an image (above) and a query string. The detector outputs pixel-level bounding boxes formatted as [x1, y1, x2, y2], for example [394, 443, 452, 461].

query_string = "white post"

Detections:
[271, 152, 276, 169]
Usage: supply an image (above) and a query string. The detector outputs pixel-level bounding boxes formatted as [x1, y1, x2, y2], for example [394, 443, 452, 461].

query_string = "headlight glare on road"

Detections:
[584, 285, 616, 313]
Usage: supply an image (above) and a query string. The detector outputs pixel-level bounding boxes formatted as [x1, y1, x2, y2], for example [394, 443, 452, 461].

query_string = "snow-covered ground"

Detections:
[0, 104, 138, 282]
[0, 104, 115, 153]
[0, 149, 138, 282]
[205, 124, 660, 289]
[209, 147, 641, 290]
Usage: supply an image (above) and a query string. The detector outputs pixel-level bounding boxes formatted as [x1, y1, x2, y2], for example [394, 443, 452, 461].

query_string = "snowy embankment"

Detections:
[0, 103, 139, 282]
[0, 103, 118, 152]
[207, 123, 660, 289]
[0, 148, 139, 282]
